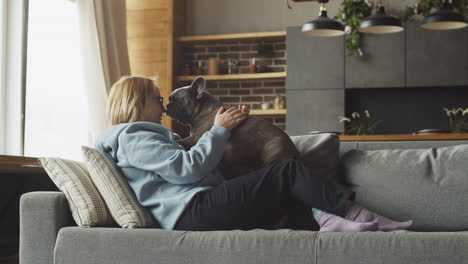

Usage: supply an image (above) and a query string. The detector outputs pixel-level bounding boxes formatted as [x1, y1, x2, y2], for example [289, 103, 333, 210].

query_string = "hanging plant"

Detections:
[335, 0, 373, 56]
[401, 0, 468, 22]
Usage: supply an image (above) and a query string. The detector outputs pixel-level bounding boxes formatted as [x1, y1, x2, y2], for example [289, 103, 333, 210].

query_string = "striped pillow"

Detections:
[39, 157, 115, 227]
[81, 146, 155, 228]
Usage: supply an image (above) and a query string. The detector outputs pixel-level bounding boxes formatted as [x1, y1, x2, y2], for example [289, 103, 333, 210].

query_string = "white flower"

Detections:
[447, 109, 456, 116]
[463, 108, 468, 116]
[443, 107, 452, 116]
[345, 26, 352, 34]
[357, 48, 364, 57]
[457, 108, 464, 114]
[352, 112, 360, 119]
[339, 116, 351, 123]
[365, 110, 370, 118]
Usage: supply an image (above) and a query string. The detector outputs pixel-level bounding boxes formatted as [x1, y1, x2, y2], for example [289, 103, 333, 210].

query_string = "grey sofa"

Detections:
[20, 139, 468, 264]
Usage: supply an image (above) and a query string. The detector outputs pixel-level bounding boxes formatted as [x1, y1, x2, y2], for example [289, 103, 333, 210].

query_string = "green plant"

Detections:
[401, 0, 468, 22]
[335, 0, 373, 56]
[339, 110, 381, 135]
[443, 107, 468, 133]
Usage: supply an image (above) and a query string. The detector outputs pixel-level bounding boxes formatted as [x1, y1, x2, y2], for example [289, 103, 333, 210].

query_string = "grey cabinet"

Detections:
[286, 27, 345, 90]
[286, 89, 345, 136]
[406, 21, 468, 87]
[345, 32, 405, 88]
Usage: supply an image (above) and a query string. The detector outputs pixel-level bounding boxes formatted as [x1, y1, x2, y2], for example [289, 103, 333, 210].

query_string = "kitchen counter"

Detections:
[339, 133, 468, 141]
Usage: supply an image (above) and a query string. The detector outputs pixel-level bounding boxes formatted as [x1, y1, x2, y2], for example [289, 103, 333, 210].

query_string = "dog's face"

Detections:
[165, 76, 206, 125]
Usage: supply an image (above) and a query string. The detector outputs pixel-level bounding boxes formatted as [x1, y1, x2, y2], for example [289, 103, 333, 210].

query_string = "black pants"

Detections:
[174, 160, 354, 231]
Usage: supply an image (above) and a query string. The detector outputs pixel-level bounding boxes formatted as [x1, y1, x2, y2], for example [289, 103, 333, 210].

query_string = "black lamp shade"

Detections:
[422, 4, 467, 30]
[302, 16, 345, 37]
[302, 3, 345, 37]
[359, 7, 404, 34]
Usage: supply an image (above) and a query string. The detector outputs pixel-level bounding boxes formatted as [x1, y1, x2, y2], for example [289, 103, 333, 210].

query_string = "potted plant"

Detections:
[339, 110, 381, 135]
[443, 107, 468, 133]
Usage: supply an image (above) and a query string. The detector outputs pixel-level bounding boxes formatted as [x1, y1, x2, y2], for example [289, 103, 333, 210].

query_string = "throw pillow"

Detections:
[290, 133, 340, 181]
[81, 146, 155, 228]
[39, 157, 115, 227]
[342, 144, 468, 231]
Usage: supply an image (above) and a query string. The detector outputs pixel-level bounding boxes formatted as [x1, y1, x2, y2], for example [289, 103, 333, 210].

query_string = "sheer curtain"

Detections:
[77, 0, 130, 145]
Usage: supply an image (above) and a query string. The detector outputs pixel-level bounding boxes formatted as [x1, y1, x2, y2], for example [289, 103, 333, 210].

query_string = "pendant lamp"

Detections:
[421, 0, 467, 30]
[302, 0, 345, 37]
[359, 0, 404, 34]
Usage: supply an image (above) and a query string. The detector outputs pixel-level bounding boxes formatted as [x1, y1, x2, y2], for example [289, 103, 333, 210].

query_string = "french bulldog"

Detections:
[165, 76, 299, 176]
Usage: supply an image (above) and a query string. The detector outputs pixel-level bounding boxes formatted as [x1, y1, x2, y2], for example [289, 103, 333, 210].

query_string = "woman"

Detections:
[96, 76, 413, 232]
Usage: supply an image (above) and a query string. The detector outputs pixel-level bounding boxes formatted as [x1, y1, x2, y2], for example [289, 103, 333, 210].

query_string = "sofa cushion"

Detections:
[39, 158, 114, 227]
[81, 146, 155, 228]
[291, 133, 340, 181]
[341, 144, 468, 231]
[55, 227, 317, 264]
[317, 231, 468, 264]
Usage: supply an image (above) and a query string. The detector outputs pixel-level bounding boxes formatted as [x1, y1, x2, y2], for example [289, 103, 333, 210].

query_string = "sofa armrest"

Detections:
[20, 191, 74, 264]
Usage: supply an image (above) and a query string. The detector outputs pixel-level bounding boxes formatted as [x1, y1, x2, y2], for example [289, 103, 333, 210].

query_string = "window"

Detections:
[24, 0, 88, 160]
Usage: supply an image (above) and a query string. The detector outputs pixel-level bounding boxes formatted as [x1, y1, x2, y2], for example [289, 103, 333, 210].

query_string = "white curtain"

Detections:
[77, 0, 130, 145]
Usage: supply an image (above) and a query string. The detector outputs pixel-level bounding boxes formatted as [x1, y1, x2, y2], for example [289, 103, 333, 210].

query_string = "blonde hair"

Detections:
[107, 76, 159, 125]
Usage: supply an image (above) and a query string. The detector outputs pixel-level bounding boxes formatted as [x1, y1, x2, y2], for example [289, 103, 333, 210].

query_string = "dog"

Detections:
[165, 76, 299, 176]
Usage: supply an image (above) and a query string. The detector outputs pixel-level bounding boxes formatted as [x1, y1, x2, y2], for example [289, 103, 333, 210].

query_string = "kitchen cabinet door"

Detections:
[345, 32, 405, 88]
[286, 89, 345, 136]
[287, 27, 345, 90]
[406, 21, 468, 87]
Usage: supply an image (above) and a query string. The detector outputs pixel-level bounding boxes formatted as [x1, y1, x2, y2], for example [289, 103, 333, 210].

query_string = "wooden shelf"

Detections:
[339, 133, 468, 142]
[177, 72, 286, 81]
[176, 31, 286, 43]
[250, 109, 286, 116]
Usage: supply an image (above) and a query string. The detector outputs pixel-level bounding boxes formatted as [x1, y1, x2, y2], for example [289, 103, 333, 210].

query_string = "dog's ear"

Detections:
[190, 76, 206, 100]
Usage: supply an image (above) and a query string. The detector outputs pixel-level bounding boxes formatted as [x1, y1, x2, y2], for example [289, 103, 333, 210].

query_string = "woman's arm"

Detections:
[121, 124, 230, 185]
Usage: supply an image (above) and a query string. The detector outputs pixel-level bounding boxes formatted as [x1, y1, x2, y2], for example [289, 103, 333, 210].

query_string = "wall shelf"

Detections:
[176, 31, 286, 43]
[250, 109, 286, 116]
[177, 72, 286, 81]
[339, 133, 468, 142]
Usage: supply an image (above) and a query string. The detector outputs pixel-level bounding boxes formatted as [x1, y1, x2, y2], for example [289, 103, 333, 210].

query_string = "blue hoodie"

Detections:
[95, 121, 230, 229]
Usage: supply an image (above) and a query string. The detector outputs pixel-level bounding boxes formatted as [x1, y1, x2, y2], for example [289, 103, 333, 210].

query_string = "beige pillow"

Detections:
[81, 146, 155, 228]
[39, 157, 115, 227]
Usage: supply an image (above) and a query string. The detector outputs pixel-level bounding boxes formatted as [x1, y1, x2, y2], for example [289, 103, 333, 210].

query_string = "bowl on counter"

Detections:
[417, 129, 451, 135]
[308, 131, 342, 135]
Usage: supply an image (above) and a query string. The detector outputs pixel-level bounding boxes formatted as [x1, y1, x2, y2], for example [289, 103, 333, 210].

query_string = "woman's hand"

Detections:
[214, 106, 249, 130]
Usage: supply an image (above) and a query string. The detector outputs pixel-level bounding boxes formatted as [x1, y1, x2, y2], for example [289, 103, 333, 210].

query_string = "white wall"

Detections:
[185, 0, 417, 35]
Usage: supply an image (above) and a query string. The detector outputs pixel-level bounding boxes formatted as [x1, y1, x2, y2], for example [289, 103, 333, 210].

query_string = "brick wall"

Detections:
[177, 39, 287, 129]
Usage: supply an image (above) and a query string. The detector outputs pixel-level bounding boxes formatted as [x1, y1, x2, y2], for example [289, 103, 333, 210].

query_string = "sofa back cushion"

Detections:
[291, 133, 340, 181]
[341, 144, 468, 231]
